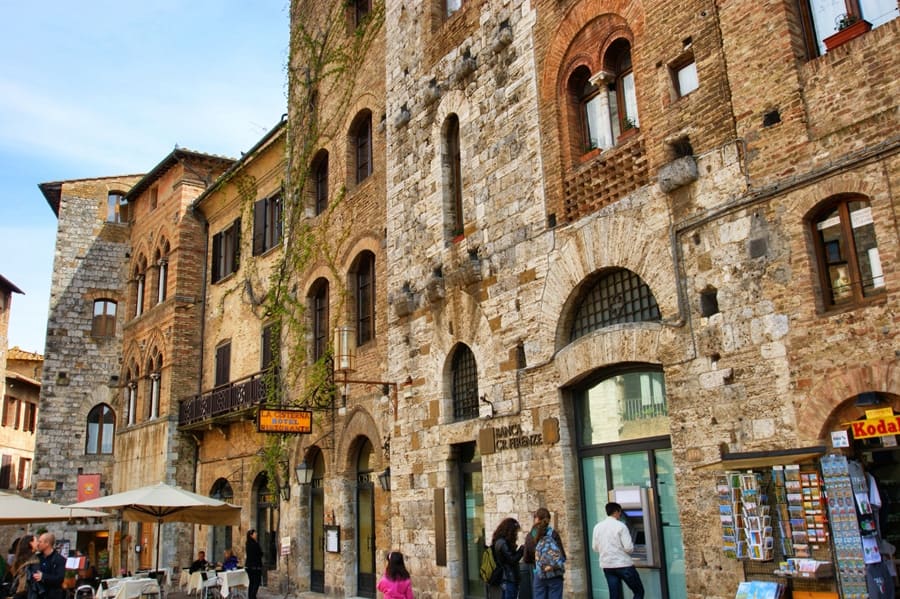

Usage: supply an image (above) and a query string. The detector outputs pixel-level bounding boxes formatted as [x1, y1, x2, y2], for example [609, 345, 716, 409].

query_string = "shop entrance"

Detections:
[574, 367, 687, 599]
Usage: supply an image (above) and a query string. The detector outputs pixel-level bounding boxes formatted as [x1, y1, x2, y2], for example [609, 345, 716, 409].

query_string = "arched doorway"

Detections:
[356, 439, 376, 598]
[210, 479, 234, 565]
[309, 449, 325, 593]
[573, 366, 687, 599]
[821, 392, 900, 552]
[253, 472, 279, 580]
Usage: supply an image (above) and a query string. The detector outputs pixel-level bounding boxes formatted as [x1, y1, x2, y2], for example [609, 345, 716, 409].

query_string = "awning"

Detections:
[693, 446, 827, 472]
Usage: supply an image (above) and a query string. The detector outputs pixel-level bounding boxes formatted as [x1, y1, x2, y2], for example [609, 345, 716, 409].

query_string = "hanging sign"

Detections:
[846, 408, 900, 440]
[257, 408, 313, 434]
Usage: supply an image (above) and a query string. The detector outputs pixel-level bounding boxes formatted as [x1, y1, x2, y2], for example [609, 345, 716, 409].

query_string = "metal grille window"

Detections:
[451, 345, 479, 421]
[571, 268, 660, 341]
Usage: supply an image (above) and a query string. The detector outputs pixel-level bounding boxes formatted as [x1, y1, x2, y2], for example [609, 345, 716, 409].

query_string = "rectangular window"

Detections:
[107, 193, 128, 223]
[16, 457, 30, 490]
[2, 396, 18, 428]
[0, 455, 11, 489]
[355, 117, 373, 184]
[261, 323, 280, 372]
[149, 186, 158, 211]
[253, 194, 283, 256]
[355, 0, 371, 25]
[212, 219, 241, 282]
[215, 342, 232, 387]
[446, 0, 463, 17]
[92, 299, 117, 337]
[674, 61, 699, 97]
[22, 402, 36, 433]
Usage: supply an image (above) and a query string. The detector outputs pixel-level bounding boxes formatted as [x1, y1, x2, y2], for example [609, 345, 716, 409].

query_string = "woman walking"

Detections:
[244, 530, 263, 599]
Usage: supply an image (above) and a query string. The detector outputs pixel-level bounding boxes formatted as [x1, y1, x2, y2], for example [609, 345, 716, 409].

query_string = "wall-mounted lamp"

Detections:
[295, 461, 314, 486]
[377, 467, 391, 492]
[332, 324, 398, 420]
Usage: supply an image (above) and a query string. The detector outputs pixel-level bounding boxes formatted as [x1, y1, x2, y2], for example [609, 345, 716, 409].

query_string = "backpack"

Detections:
[479, 545, 502, 585]
[535, 527, 565, 579]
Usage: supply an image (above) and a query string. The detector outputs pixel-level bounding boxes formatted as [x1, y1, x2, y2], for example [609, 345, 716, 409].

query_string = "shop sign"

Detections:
[847, 408, 900, 440]
[257, 408, 313, 434]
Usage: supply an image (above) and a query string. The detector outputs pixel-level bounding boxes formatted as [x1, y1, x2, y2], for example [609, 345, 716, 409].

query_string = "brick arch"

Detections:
[796, 360, 900, 444]
[121, 340, 143, 377]
[539, 0, 645, 107]
[780, 173, 880, 223]
[337, 234, 382, 275]
[536, 211, 676, 356]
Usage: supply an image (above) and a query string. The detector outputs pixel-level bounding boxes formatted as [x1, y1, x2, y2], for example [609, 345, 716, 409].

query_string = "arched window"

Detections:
[451, 344, 479, 421]
[146, 351, 162, 420]
[810, 196, 884, 308]
[309, 279, 330, 362]
[210, 479, 234, 562]
[91, 299, 117, 338]
[570, 268, 660, 341]
[352, 252, 375, 346]
[125, 364, 139, 426]
[443, 114, 464, 238]
[602, 39, 639, 137]
[312, 151, 329, 215]
[155, 240, 170, 304]
[351, 111, 373, 184]
[133, 256, 148, 318]
[85, 403, 115, 454]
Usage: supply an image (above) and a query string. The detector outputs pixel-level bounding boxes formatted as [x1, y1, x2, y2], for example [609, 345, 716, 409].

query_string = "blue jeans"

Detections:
[603, 566, 644, 599]
[532, 573, 563, 599]
[500, 581, 519, 599]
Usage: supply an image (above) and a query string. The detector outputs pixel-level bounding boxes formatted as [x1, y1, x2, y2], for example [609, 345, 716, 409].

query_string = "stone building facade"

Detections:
[36, 176, 142, 568]
[1, 347, 42, 493]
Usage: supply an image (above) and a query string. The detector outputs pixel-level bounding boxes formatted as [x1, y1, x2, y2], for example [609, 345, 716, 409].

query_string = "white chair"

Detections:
[200, 571, 220, 599]
[139, 581, 161, 599]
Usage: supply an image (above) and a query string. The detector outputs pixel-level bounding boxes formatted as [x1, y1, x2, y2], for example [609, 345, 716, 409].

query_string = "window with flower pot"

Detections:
[799, 0, 898, 56]
[809, 195, 885, 309]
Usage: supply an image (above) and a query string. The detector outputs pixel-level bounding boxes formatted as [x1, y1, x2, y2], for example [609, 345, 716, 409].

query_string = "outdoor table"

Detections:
[96, 578, 159, 599]
[217, 570, 249, 599]
[179, 570, 191, 591]
[187, 571, 220, 598]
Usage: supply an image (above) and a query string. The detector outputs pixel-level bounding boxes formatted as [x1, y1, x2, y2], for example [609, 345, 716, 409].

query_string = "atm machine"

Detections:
[608, 486, 661, 568]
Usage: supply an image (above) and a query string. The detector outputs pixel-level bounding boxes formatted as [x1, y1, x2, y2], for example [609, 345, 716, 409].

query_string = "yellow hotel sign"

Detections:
[258, 408, 313, 434]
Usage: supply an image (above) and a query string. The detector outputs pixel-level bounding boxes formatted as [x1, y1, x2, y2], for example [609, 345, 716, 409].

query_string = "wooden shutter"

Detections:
[253, 200, 266, 256]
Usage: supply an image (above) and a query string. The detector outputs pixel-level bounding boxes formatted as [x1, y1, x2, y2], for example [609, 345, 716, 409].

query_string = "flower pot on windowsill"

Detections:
[824, 19, 872, 51]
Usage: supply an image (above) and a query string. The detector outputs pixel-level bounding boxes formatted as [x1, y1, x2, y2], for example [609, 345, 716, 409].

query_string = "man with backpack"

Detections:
[591, 502, 644, 599]
[532, 507, 565, 599]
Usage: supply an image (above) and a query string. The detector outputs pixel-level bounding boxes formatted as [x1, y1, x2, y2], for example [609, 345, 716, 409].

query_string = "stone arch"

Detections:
[429, 288, 504, 422]
[336, 407, 387, 474]
[535, 210, 676, 360]
[796, 361, 900, 444]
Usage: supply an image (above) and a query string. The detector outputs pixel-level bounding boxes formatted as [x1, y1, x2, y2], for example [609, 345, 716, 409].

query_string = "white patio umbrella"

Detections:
[68, 482, 241, 572]
[0, 491, 109, 524]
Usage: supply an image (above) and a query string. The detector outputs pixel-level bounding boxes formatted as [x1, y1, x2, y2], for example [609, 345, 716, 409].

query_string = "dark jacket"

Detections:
[37, 551, 66, 599]
[493, 538, 524, 584]
[245, 538, 263, 570]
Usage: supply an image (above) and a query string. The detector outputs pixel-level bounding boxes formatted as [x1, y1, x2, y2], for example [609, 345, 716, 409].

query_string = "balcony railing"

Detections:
[179, 369, 277, 427]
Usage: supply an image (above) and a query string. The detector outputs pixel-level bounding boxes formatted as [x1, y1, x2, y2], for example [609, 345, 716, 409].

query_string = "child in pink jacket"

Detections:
[376, 551, 413, 599]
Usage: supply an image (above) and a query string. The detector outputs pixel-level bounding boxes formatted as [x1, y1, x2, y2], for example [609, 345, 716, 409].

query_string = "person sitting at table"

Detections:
[221, 549, 238, 571]
[189, 551, 208, 573]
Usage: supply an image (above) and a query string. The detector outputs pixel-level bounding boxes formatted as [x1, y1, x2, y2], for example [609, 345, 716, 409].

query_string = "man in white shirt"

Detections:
[591, 502, 644, 599]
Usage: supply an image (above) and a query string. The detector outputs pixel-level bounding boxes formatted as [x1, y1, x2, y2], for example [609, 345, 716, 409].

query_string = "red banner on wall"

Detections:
[77, 474, 101, 502]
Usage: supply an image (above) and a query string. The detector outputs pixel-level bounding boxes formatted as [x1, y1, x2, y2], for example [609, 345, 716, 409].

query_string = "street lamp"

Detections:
[296, 461, 314, 486]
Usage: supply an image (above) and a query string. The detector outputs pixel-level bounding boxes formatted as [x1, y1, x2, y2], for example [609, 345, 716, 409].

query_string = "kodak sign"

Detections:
[847, 408, 900, 440]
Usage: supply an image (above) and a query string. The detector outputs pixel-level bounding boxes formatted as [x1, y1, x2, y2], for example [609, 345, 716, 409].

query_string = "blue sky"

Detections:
[0, 1, 288, 354]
